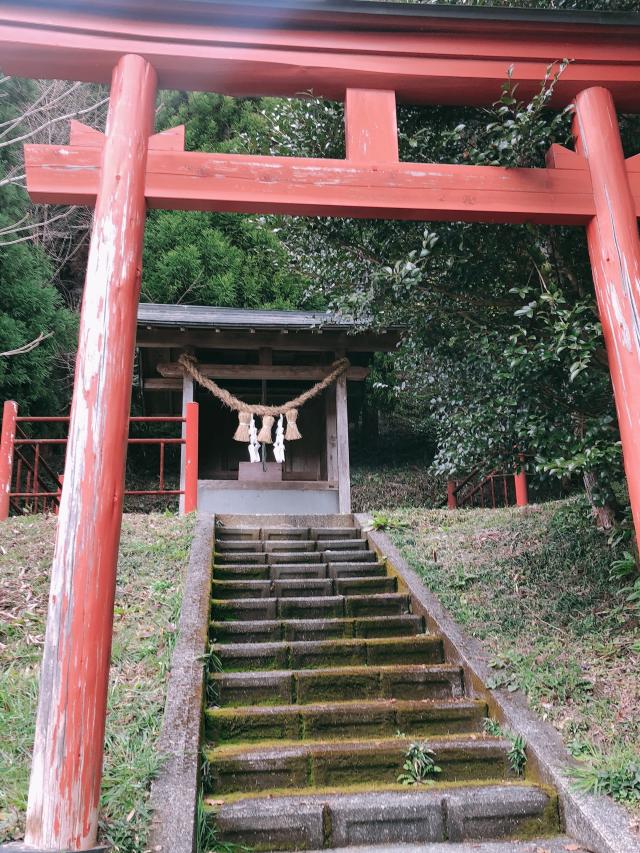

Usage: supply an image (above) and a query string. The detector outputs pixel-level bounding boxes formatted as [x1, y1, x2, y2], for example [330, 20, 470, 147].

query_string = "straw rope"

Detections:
[175, 353, 350, 416]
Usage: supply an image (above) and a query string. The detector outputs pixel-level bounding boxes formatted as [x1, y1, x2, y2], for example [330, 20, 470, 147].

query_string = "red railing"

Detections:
[447, 461, 528, 510]
[0, 400, 199, 519]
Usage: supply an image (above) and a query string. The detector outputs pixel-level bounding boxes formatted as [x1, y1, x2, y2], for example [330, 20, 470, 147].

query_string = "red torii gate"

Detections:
[2, 1, 640, 850]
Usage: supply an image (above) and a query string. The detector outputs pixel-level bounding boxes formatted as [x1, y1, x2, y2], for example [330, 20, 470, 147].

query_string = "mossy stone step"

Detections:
[208, 786, 559, 852]
[210, 663, 465, 706]
[312, 527, 361, 539]
[268, 551, 326, 564]
[302, 841, 583, 853]
[323, 549, 377, 562]
[213, 562, 389, 581]
[215, 527, 261, 541]
[212, 576, 396, 600]
[216, 551, 269, 565]
[327, 562, 387, 577]
[210, 615, 425, 644]
[217, 540, 266, 553]
[212, 593, 411, 622]
[203, 734, 514, 795]
[205, 697, 488, 743]
[210, 634, 444, 672]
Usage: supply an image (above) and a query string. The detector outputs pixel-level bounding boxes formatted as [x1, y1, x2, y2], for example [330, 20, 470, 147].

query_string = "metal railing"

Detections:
[447, 460, 528, 510]
[0, 400, 199, 519]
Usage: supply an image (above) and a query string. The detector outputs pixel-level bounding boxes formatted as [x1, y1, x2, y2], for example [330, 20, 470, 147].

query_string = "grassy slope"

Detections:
[0, 513, 194, 851]
[382, 498, 640, 821]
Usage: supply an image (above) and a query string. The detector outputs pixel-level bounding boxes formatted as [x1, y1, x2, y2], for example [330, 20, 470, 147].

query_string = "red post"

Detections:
[24, 55, 156, 851]
[573, 87, 640, 545]
[0, 400, 18, 521]
[514, 461, 529, 508]
[183, 401, 199, 514]
[447, 480, 457, 509]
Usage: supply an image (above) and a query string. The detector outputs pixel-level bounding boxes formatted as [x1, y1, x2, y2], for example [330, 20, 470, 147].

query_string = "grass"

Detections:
[382, 498, 640, 820]
[0, 511, 194, 851]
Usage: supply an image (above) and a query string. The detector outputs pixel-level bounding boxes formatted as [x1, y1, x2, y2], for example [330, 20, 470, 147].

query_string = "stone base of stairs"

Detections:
[150, 513, 637, 853]
[300, 840, 589, 853]
[213, 785, 559, 850]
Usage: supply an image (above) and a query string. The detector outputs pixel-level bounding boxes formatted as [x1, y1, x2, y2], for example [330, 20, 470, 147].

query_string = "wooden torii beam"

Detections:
[24, 113, 640, 225]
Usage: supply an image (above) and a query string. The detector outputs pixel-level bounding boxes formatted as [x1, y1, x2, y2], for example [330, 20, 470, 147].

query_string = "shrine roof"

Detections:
[138, 302, 383, 334]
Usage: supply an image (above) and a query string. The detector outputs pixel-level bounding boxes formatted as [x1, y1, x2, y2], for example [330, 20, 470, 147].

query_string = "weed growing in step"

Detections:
[397, 742, 442, 785]
[196, 792, 242, 853]
[201, 646, 223, 705]
[482, 718, 527, 776]
[371, 513, 410, 531]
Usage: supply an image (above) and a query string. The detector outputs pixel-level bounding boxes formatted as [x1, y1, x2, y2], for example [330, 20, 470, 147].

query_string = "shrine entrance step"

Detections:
[202, 515, 584, 852]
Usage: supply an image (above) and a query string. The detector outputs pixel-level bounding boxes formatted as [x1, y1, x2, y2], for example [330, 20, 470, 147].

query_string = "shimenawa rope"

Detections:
[175, 352, 350, 444]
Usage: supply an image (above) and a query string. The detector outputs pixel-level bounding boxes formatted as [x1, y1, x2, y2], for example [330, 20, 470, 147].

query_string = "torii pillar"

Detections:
[573, 88, 640, 540]
[24, 54, 157, 851]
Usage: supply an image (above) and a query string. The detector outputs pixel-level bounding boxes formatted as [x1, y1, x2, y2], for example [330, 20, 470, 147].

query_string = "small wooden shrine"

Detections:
[137, 303, 400, 514]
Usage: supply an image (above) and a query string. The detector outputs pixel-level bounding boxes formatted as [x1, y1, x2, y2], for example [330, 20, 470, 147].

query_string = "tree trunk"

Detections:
[583, 470, 619, 531]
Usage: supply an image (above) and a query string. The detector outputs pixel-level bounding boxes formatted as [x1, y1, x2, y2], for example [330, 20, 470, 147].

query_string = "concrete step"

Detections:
[299, 842, 586, 853]
[212, 593, 411, 621]
[263, 540, 318, 552]
[215, 551, 268, 565]
[210, 663, 465, 706]
[215, 526, 261, 540]
[212, 561, 388, 581]
[324, 549, 378, 562]
[210, 634, 444, 672]
[210, 615, 426, 644]
[205, 697, 488, 743]
[312, 527, 361, 539]
[328, 562, 387, 577]
[263, 527, 314, 540]
[268, 551, 325, 564]
[212, 576, 396, 600]
[203, 735, 515, 795]
[209, 786, 560, 851]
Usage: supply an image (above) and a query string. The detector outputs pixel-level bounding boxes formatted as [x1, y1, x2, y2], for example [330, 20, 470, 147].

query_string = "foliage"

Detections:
[370, 513, 410, 531]
[248, 57, 640, 521]
[141, 92, 311, 310]
[0, 77, 78, 412]
[482, 718, 527, 775]
[0, 514, 194, 850]
[568, 743, 640, 806]
[397, 742, 442, 785]
[383, 499, 639, 814]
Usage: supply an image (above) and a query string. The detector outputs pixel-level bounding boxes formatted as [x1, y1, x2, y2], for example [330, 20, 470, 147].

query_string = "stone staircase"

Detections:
[202, 517, 585, 852]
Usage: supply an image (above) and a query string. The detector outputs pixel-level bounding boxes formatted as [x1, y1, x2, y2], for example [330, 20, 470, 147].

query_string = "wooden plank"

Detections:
[325, 386, 338, 485]
[24, 143, 600, 225]
[335, 367, 351, 514]
[179, 372, 194, 514]
[345, 89, 398, 163]
[156, 363, 370, 381]
[2, 5, 640, 109]
[136, 328, 399, 352]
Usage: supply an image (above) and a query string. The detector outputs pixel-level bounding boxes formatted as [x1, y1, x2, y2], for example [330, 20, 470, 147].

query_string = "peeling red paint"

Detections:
[0, 400, 18, 520]
[24, 54, 157, 851]
[574, 87, 640, 544]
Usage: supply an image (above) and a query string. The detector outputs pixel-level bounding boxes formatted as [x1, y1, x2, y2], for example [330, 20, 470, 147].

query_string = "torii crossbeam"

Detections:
[2, 1, 640, 851]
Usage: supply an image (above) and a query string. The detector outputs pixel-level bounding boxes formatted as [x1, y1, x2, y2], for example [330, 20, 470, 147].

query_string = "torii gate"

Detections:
[2, 1, 640, 850]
